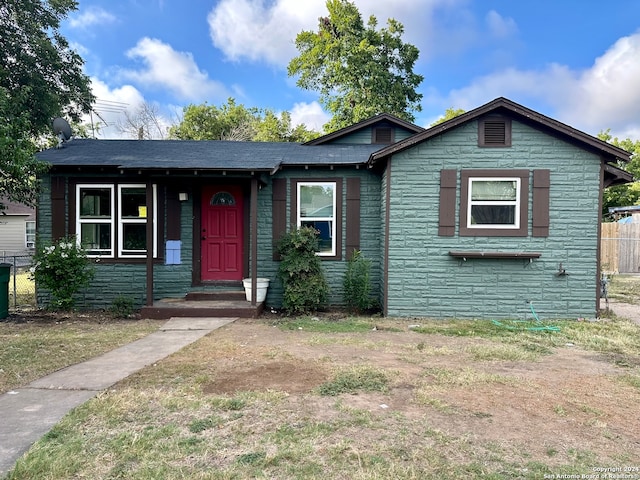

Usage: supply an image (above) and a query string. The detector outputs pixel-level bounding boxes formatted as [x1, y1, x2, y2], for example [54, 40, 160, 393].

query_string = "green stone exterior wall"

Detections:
[331, 127, 417, 144]
[385, 120, 603, 320]
[261, 168, 382, 307]
[37, 169, 382, 310]
[36, 175, 194, 309]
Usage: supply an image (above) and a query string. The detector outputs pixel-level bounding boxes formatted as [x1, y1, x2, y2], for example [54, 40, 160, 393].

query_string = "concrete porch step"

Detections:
[140, 296, 263, 320]
[185, 290, 246, 301]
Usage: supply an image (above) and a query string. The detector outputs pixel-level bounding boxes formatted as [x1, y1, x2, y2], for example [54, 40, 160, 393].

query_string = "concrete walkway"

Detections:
[607, 300, 640, 325]
[0, 317, 236, 476]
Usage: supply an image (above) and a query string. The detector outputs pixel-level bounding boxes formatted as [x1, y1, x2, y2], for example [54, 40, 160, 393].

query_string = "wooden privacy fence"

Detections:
[601, 222, 640, 273]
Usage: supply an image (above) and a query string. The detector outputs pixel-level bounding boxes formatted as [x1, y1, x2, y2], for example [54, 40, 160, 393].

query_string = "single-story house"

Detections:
[0, 198, 36, 257]
[35, 97, 633, 319]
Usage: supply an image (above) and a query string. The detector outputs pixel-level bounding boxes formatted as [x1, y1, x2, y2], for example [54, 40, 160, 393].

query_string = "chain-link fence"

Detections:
[1, 254, 36, 311]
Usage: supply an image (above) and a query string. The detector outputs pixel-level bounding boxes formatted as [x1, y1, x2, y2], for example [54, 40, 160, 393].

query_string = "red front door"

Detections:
[201, 185, 244, 281]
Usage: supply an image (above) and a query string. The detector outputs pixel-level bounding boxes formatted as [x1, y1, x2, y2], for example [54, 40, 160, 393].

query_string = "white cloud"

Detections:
[438, 31, 640, 138]
[207, 0, 326, 65]
[485, 10, 517, 39]
[68, 7, 117, 30]
[560, 32, 640, 136]
[86, 78, 145, 138]
[122, 37, 229, 102]
[207, 0, 463, 67]
[69, 41, 89, 57]
[84, 78, 172, 139]
[290, 101, 330, 132]
[440, 64, 573, 110]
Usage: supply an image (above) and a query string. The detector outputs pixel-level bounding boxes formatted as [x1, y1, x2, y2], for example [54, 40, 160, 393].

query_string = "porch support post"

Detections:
[596, 161, 605, 315]
[250, 177, 258, 305]
[145, 181, 154, 307]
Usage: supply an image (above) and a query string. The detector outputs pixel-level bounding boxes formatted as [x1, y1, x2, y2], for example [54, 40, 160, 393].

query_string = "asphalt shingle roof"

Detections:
[37, 139, 382, 171]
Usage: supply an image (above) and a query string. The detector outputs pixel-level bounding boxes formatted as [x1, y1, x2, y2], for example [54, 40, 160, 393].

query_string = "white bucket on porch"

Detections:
[242, 278, 270, 302]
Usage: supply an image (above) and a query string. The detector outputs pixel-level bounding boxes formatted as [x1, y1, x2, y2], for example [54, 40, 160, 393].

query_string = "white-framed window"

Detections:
[467, 177, 521, 229]
[459, 169, 529, 237]
[25, 221, 36, 249]
[77, 184, 114, 257]
[297, 181, 336, 256]
[118, 184, 157, 258]
[76, 183, 157, 258]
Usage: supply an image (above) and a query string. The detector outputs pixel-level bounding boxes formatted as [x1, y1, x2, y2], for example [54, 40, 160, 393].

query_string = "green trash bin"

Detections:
[0, 263, 11, 319]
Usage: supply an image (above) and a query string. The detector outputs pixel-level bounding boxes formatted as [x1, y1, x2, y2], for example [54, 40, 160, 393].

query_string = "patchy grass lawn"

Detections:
[6, 312, 640, 479]
[3, 277, 640, 479]
[607, 274, 640, 304]
[0, 312, 160, 394]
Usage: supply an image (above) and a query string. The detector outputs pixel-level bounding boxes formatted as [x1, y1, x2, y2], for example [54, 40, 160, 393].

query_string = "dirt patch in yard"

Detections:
[196, 316, 640, 467]
[204, 360, 329, 394]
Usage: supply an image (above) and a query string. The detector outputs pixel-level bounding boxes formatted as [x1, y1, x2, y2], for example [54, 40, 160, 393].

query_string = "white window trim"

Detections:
[25, 221, 36, 249]
[76, 184, 115, 258]
[297, 181, 337, 257]
[467, 177, 521, 230]
[75, 183, 158, 259]
[117, 184, 158, 258]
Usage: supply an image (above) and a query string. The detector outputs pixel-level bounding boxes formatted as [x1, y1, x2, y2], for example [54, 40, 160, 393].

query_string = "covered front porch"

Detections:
[141, 175, 267, 317]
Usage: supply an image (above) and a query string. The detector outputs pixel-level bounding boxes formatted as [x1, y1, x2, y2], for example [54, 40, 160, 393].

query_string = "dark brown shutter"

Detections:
[166, 188, 181, 240]
[346, 177, 361, 259]
[51, 176, 66, 240]
[272, 178, 287, 260]
[438, 169, 457, 236]
[532, 169, 550, 237]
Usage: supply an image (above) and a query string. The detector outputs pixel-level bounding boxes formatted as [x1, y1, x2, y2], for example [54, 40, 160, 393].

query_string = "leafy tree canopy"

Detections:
[288, 0, 423, 132]
[168, 98, 319, 143]
[1, 0, 94, 134]
[0, 0, 94, 209]
[430, 107, 466, 126]
[0, 89, 48, 209]
[599, 129, 640, 219]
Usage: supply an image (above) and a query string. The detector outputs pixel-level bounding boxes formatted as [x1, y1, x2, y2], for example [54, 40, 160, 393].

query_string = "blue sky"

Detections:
[62, 0, 640, 140]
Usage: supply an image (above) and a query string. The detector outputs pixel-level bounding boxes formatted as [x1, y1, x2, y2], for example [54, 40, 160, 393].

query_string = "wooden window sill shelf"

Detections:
[448, 251, 541, 260]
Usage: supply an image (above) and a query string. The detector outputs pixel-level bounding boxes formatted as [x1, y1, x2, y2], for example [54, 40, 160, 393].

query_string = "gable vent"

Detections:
[373, 127, 393, 144]
[484, 121, 506, 144]
[479, 117, 511, 147]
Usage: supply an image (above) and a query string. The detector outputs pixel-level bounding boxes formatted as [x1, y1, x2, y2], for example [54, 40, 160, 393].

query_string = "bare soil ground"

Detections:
[192, 310, 640, 468]
[5, 301, 639, 476]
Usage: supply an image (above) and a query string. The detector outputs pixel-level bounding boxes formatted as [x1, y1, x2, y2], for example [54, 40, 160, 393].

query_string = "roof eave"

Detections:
[368, 97, 633, 166]
[304, 113, 424, 146]
[604, 163, 634, 187]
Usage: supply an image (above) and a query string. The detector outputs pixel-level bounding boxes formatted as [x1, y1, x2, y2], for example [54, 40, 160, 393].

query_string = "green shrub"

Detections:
[343, 250, 372, 313]
[110, 296, 136, 318]
[30, 236, 94, 310]
[277, 227, 329, 315]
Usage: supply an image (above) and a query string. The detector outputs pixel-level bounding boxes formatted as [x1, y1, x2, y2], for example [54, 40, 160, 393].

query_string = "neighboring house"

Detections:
[0, 198, 36, 256]
[35, 98, 632, 319]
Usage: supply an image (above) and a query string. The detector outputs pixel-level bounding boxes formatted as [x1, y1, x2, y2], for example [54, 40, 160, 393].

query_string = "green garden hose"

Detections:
[491, 303, 561, 332]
